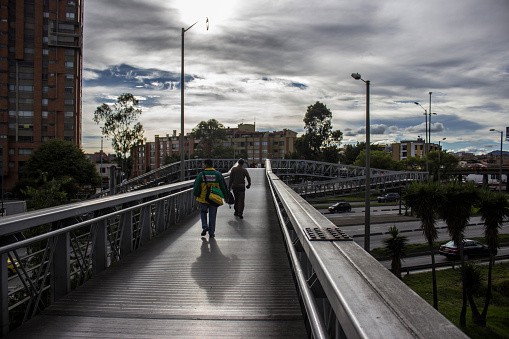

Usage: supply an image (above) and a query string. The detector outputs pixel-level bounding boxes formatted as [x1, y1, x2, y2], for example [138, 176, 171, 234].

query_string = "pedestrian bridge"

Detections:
[0, 160, 465, 338]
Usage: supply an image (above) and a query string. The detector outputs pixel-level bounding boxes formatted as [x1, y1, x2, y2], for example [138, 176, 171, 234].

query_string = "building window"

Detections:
[42, 99, 48, 105]
[19, 148, 33, 155]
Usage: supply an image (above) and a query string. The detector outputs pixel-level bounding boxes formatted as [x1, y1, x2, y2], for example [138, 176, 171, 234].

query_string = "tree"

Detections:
[400, 156, 425, 171]
[354, 149, 397, 170]
[462, 263, 485, 326]
[428, 150, 459, 181]
[17, 139, 101, 206]
[93, 93, 145, 175]
[477, 189, 509, 324]
[405, 181, 444, 309]
[438, 182, 479, 327]
[297, 101, 343, 162]
[191, 119, 228, 158]
[340, 142, 364, 165]
[383, 225, 408, 279]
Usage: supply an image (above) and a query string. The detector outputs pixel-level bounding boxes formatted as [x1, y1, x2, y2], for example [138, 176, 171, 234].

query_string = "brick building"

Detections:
[131, 124, 297, 177]
[0, 0, 83, 191]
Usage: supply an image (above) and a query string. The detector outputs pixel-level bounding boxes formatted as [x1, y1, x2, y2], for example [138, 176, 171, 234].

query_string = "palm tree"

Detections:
[477, 189, 509, 324]
[404, 181, 444, 309]
[438, 182, 479, 327]
[383, 225, 408, 279]
[463, 262, 485, 326]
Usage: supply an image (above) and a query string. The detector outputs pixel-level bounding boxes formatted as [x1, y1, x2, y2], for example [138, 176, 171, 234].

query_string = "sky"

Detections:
[81, 0, 509, 156]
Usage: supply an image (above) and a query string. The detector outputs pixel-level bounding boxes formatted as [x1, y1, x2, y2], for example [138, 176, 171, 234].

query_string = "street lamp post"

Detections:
[414, 102, 428, 172]
[490, 129, 503, 192]
[180, 18, 208, 181]
[438, 137, 446, 182]
[351, 72, 371, 252]
[429, 92, 432, 151]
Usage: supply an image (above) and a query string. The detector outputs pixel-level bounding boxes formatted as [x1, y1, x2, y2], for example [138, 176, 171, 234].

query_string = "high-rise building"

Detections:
[0, 0, 83, 191]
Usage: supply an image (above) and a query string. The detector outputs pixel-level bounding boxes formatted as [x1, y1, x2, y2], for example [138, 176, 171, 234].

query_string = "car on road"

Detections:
[438, 239, 490, 259]
[328, 201, 352, 213]
[377, 192, 400, 203]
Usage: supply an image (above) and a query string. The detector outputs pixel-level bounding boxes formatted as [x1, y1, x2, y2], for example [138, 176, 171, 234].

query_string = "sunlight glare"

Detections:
[175, 0, 236, 27]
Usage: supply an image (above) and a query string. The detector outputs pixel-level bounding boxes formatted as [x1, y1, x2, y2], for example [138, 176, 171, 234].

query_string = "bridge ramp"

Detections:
[8, 169, 306, 338]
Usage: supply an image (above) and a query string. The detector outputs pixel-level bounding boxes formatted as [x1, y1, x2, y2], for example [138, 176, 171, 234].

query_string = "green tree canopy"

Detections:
[427, 150, 459, 181]
[17, 139, 101, 205]
[93, 93, 145, 174]
[296, 101, 343, 162]
[354, 149, 397, 170]
[191, 119, 230, 158]
[340, 142, 364, 165]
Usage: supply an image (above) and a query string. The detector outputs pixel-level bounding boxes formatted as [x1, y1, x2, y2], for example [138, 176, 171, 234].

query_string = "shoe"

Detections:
[209, 234, 215, 238]
[239, 215, 243, 219]
[201, 229, 207, 236]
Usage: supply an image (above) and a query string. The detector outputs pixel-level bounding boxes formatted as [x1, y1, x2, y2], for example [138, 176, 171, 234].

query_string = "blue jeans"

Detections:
[200, 203, 218, 235]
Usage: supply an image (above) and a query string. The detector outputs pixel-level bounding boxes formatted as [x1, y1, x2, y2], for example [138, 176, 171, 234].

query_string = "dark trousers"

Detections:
[232, 187, 246, 216]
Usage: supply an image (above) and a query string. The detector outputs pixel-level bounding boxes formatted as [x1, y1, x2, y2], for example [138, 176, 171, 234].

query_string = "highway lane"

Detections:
[318, 204, 508, 250]
[318, 204, 509, 271]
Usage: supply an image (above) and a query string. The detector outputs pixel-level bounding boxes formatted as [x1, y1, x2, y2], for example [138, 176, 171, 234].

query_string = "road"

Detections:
[318, 204, 509, 270]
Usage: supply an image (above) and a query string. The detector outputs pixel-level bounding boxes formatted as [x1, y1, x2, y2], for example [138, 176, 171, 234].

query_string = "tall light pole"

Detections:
[428, 92, 432, 152]
[100, 137, 103, 192]
[181, 18, 208, 181]
[438, 137, 446, 182]
[490, 129, 503, 192]
[351, 72, 371, 252]
[414, 102, 428, 173]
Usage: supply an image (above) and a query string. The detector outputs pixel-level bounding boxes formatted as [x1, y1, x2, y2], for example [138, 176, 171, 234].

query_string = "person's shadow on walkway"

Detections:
[191, 237, 240, 304]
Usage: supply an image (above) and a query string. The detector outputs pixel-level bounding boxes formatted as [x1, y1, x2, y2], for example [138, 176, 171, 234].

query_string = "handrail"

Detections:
[266, 161, 328, 339]
[265, 159, 467, 338]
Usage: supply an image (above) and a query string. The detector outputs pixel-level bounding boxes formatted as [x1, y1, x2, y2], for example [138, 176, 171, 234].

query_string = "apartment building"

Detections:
[0, 0, 83, 191]
[391, 137, 441, 161]
[131, 124, 297, 177]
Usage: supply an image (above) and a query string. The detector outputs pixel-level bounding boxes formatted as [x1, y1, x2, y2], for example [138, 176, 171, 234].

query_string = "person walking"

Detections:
[228, 158, 251, 219]
[193, 159, 228, 238]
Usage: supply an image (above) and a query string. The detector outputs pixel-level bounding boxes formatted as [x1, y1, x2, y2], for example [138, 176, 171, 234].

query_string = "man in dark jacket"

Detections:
[193, 159, 228, 237]
[228, 159, 251, 219]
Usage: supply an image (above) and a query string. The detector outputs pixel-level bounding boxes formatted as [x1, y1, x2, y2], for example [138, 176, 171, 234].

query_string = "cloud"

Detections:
[81, 0, 509, 157]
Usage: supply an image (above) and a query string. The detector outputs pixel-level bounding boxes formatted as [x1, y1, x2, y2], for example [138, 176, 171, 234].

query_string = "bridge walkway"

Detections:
[8, 169, 307, 338]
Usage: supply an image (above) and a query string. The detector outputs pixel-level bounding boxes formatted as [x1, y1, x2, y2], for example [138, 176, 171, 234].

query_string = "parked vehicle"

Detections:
[328, 201, 352, 213]
[438, 239, 490, 259]
[377, 192, 400, 203]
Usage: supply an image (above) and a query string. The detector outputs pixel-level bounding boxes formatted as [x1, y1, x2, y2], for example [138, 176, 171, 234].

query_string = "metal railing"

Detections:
[269, 159, 428, 197]
[1, 159, 464, 338]
[96, 159, 242, 197]
[266, 160, 467, 338]
[0, 179, 200, 335]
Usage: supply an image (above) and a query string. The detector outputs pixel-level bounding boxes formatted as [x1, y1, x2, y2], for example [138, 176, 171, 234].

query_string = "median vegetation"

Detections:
[403, 263, 509, 338]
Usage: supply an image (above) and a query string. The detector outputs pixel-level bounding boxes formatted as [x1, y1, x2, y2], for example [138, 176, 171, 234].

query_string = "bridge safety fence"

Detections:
[265, 159, 466, 339]
[0, 178, 207, 335]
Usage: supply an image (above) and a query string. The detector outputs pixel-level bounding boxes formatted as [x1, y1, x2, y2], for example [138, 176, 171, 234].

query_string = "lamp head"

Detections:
[351, 73, 362, 80]
[490, 128, 495, 131]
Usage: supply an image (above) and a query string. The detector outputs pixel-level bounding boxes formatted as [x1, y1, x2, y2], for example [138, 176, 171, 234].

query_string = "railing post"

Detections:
[1, 252, 8, 336]
[120, 210, 133, 257]
[52, 232, 70, 300]
[92, 219, 107, 275]
[139, 205, 151, 245]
